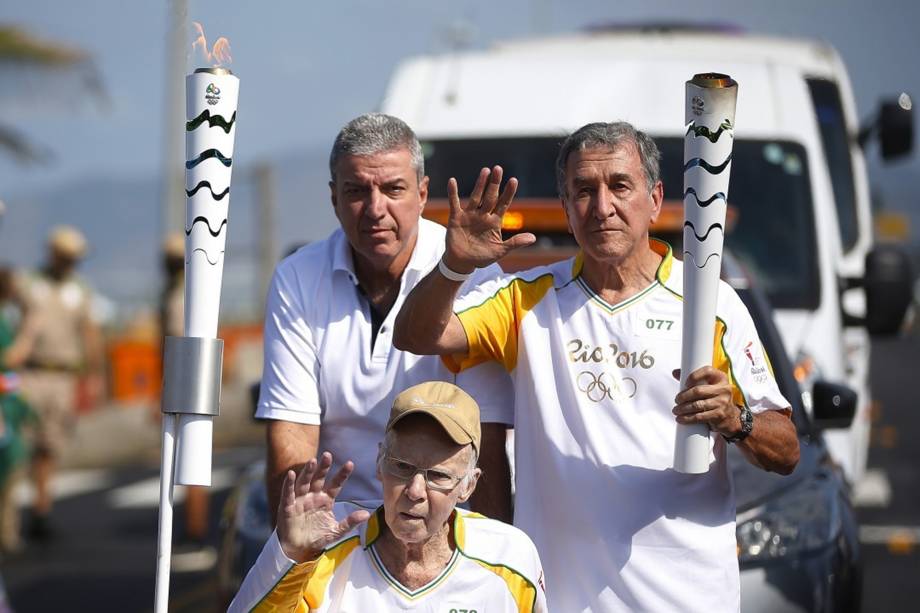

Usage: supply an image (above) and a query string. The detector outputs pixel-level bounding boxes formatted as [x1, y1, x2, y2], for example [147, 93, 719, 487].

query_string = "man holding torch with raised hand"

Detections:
[394, 121, 799, 612]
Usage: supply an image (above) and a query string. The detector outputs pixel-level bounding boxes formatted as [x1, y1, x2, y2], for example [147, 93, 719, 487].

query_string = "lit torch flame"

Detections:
[191, 22, 233, 68]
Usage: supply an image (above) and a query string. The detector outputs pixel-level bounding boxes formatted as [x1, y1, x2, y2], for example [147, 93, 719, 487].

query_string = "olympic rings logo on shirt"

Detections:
[576, 370, 638, 403]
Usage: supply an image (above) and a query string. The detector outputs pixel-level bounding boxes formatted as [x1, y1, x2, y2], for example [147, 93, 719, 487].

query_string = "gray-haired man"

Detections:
[258, 113, 513, 522]
[394, 121, 799, 612]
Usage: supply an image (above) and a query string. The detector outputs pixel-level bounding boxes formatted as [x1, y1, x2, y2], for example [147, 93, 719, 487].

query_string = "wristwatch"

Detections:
[722, 405, 753, 444]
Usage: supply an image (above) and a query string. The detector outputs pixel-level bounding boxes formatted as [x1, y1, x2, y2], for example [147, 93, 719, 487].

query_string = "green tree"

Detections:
[0, 24, 104, 163]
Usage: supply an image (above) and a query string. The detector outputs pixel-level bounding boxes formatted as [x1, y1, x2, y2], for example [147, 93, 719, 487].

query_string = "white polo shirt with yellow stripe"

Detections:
[229, 502, 547, 613]
[444, 239, 789, 613]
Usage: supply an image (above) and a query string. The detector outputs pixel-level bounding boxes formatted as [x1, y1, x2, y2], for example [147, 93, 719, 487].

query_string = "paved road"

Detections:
[1, 335, 918, 612]
[858, 333, 920, 611]
[2, 447, 261, 613]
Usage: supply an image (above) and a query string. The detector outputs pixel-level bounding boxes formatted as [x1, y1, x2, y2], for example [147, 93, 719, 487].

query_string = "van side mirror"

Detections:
[811, 381, 857, 429]
[865, 245, 913, 335]
[842, 244, 913, 334]
[859, 93, 913, 160]
[879, 96, 913, 159]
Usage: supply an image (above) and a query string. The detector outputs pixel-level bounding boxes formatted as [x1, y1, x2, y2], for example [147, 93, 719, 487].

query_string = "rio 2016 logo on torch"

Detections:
[205, 83, 221, 105]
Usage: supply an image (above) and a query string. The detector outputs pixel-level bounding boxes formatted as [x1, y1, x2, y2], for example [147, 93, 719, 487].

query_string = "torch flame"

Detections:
[212, 37, 232, 66]
[191, 22, 233, 68]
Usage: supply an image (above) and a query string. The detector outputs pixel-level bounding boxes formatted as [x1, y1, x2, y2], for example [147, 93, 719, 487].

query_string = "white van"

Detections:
[381, 27, 912, 485]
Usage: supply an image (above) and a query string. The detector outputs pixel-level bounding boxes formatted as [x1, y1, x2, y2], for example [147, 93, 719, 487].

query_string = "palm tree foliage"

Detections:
[0, 24, 104, 163]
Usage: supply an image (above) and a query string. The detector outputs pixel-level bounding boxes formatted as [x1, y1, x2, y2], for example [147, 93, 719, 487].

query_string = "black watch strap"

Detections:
[722, 405, 753, 444]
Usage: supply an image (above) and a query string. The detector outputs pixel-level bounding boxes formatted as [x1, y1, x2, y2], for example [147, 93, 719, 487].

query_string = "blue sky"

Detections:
[0, 0, 918, 313]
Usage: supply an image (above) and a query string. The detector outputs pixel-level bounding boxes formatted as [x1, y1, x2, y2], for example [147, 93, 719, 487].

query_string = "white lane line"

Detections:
[860, 525, 920, 545]
[14, 469, 114, 506]
[107, 466, 237, 509]
[852, 468, 892, 508]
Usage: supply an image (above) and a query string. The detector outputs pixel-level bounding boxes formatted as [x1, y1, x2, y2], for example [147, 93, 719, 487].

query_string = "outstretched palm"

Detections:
[276, 452, 371, 563]
[443, 166, 537, 272]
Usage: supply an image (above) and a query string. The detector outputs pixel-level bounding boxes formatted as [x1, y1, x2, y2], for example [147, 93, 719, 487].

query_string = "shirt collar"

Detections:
[361, 506, 466, 550]
[331, 221, 436, 287]
[331, 230, 360, 286]
[571, 237, 674, 283]
[650, 237, 674, 284]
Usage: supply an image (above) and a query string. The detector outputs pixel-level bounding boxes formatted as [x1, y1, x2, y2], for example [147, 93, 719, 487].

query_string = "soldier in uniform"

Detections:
[17, 226, 104, 539]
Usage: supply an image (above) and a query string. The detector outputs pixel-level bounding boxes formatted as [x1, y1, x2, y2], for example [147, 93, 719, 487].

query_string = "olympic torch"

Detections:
[154, 42, 239, 610]
[674, 73, 738, 474]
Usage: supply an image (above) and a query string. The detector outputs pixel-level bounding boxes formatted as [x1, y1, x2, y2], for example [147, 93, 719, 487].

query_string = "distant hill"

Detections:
[0, 145, 339, 322]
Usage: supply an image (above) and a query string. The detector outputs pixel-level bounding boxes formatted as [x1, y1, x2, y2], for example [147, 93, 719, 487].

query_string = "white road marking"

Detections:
[852, 468, 892, 508]
[171, 545, 219, 573]
[14, 469, 114, 506]
[859, 525, 920, 545]
[107, 466, 237, 509]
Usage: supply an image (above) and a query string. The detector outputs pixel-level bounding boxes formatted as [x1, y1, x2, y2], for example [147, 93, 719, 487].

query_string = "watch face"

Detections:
[725, 406, 753, 443]
[740, 406, 754, 434]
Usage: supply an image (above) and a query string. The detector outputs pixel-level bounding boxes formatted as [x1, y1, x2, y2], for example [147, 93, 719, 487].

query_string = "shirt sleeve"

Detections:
[256, 266, 323, 425]
[716, 288, 791, 415]
[442, 269, 555, 374]
[228, 530, 310, 613]
[531, 540, 549, 613]
[452, 263, 515, 424]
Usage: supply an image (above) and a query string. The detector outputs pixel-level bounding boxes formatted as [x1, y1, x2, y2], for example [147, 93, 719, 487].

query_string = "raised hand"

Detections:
[276, 452, 371, 563]
[443, 166, 537, 273]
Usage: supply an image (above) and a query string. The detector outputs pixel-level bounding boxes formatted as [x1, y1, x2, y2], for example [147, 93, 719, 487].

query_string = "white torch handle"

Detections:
[154, 414, 177, 613]
[675, 74, 738, 474]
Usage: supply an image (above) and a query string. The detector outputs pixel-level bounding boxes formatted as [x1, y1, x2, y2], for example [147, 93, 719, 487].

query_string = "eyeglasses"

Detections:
[381, 455, 466, 492]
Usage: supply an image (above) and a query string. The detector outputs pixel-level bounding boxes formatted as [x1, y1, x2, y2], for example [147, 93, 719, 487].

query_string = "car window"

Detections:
[424, 137, 821, 310]
[807, 78, 860, 252]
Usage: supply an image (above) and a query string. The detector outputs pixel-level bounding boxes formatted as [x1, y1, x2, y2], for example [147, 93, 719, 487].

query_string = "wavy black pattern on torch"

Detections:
[190, 248, 223, 265]
[684, 221, 724, 242]
[185, 216, 228, 237]
[186, 110, 237, 133]
[185, 181, 230, 200]
[682, 251, 721, 269]
[685, 120, 733, 143]
[683, 188, 726, 207]
[683, 154, 732, 174]
[186, 149, 232, 169]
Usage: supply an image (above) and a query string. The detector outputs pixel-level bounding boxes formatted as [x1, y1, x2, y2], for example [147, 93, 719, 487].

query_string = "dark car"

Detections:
[729, 273, 861, 613]
[217, 262, 862, 613]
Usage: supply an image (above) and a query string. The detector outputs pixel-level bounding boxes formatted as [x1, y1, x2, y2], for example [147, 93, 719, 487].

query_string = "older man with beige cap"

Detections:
[15, 225, 104, 540]
[230, 381, 547, 612]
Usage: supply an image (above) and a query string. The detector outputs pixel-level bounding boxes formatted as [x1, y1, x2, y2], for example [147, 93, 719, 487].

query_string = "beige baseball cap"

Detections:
[387, 381, 481, 453]
[48, 225, 88, 259]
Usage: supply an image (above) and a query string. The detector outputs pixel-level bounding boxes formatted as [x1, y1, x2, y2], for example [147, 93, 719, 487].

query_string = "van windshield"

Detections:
[423, 137, 820, 310]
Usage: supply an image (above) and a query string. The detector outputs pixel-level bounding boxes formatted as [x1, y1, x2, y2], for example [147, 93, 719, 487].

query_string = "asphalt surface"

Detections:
[857, 333, 920, 612]
[1, 335, 918, 612]
[1, 447, 261, 613]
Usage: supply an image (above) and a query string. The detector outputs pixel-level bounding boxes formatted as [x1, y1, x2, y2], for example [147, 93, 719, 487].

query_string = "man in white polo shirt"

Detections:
[394, 122, 800, 612]
[258, 114, 513, 520]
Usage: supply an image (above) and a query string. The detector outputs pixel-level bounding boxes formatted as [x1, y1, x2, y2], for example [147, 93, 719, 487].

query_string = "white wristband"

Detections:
[438, 257, 472, 282]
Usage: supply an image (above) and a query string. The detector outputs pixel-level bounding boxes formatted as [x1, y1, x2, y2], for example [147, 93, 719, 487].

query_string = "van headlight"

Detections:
[736, 481, 840, 563]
